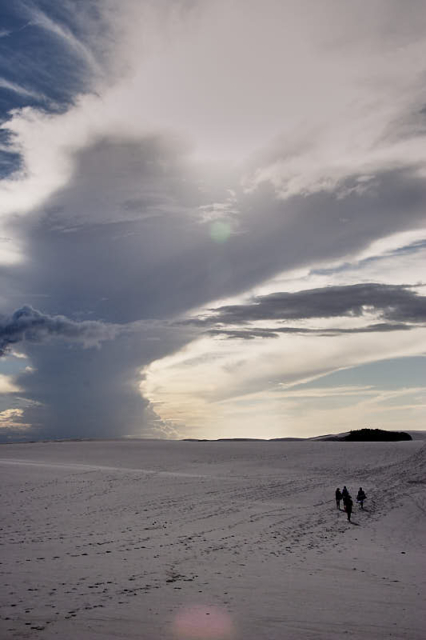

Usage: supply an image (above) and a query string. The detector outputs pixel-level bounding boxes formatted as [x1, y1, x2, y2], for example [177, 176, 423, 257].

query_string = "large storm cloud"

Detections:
[0, 0, 425, 440]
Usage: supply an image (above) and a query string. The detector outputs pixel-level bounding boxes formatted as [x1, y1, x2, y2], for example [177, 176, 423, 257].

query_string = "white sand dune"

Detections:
[1, 440, 425, 640]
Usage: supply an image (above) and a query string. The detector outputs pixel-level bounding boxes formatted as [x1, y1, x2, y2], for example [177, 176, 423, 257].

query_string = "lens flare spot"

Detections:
[173, 604, 235, 640]
[210, 221, 231, 243]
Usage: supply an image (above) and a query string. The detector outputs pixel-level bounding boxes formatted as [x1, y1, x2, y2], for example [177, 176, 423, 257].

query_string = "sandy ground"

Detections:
[0, 439, 425, 640]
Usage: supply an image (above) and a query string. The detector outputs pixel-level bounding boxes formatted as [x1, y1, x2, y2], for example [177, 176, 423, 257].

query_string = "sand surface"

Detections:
[0, 439, 425, 639]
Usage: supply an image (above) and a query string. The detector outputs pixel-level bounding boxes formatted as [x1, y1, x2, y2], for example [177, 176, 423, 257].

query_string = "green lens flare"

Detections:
[210, 221, 231, 243]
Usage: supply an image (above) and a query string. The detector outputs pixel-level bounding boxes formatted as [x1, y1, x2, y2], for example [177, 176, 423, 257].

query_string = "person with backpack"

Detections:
[335, 488, 342, 509]
[357, 487, 366, 509]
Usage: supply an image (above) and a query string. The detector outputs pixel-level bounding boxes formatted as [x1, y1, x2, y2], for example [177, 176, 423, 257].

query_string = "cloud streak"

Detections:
[0, 77, 46, 100]
[185, 283, 426, 329]
[207, 323, 414, 341]
[26, 4, 102, 77]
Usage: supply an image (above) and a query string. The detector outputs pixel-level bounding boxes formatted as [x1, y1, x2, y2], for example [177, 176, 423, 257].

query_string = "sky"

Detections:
[0, 0, 425, 441]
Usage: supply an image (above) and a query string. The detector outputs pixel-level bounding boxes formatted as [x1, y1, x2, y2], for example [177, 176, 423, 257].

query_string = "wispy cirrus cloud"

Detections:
[0, 77, 46, 101]
[25, 4, 103, 77]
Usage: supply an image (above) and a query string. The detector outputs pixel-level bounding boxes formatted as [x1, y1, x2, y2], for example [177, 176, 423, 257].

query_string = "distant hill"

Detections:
[319, 428, 412, 442]
[344, 428, 412, 441]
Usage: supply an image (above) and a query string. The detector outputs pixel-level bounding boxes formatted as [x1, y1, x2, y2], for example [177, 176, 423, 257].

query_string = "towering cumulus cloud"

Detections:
[0, 0, 425, 440]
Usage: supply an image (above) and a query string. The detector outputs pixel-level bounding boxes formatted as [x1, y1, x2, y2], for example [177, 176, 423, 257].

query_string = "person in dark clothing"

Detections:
[357, 487, 366, 509]
[345, 495, 353, 521]
[342, 488, 351, 512]
[335, 488, 342, 509]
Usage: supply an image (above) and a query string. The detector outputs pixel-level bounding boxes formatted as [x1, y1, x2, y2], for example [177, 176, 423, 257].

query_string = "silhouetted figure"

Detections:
[357, 487, 366, 509]
[342, 488, 351, 514]
[335, 488, 342, 509]
[345, 495, 353, 521]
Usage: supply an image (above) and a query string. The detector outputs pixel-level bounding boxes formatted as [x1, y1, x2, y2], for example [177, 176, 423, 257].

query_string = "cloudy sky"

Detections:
[0, 0, 425, 441]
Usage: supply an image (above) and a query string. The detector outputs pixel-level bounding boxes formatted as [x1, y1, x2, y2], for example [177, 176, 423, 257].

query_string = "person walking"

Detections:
[342, 487, 351, 513]
[345, 495, 353, 522]
[357, 487, 366, 509]
[335, 488, 342, 509]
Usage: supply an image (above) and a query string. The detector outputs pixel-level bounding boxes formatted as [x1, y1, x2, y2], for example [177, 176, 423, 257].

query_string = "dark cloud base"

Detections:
[188, 283, 426, 334]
